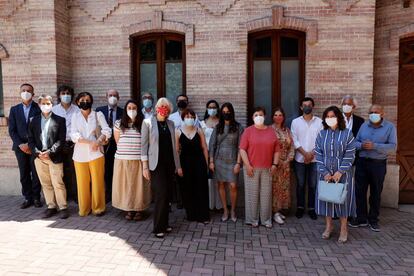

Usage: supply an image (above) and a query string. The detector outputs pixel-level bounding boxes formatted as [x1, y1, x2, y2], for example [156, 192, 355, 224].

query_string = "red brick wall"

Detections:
[0, 0, 377, 167]
[374, 0, 414, 124]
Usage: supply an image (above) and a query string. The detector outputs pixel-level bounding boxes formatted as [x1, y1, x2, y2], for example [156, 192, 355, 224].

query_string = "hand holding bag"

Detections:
[318, 180, 348, 204]
[95, 111, 109, 146]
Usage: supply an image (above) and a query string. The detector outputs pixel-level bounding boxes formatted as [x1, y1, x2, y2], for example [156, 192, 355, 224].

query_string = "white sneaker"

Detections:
[273, 213, 285, 225]
[279, 213, 286, 220]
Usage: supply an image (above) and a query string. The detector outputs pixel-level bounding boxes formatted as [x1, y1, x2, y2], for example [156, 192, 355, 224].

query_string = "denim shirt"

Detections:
[355, 119, 397, 160]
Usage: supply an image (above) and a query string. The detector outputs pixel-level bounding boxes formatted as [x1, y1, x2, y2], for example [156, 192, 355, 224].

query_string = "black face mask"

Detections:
[79, 101, 92, 110]
[222, 113, 232, 121]
[302, 106, 313, 115]
[177, 100, 188, 109]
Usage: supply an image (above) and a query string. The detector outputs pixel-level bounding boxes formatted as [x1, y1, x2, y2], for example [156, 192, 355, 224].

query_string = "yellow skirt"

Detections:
[112, 159, 151, 212]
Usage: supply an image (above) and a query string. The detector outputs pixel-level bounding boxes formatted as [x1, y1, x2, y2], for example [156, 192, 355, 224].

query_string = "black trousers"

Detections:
[62, 141, 78, 202]
[355, 158, 387, 224]
[14, 149, 41, 201]
[104, 139, 117, 202]
[151, 162, 174, 233]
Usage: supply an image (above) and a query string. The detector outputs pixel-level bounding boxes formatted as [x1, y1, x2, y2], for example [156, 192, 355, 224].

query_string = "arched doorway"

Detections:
[397, 37, 414, 204]
[247, 30, 305, 125]
[131, 33, 186, 109]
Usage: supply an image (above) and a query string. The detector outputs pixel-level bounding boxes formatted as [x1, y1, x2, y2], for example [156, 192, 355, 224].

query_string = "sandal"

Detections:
[338, 231, 348, 243]
[322, 227, 334, 240]
[125, 212, 134, 221]
[134, 212, 144, 221]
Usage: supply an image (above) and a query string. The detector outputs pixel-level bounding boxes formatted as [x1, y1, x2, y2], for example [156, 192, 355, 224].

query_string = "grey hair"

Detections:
[155, 97, 173, 112]
[141, 92, 154, 100]
[340, 95, 358, 107]
[38, 94, 53, 103]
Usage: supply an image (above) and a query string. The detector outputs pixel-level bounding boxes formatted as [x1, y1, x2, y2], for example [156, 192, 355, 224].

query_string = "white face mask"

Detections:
[184, 118, 195, 126]
[41, 104, 53, 114]
[127, 109, 137, 120]
[21, 91, 33, 101]
[325, 117, 338, 128]
[108, 96, 118, 106]
[253, 115, 265, 126]
[342, 105, 353, 114]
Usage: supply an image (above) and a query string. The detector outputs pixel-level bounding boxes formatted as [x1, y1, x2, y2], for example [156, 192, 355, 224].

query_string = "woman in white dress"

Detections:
[200, 100, 222, 211]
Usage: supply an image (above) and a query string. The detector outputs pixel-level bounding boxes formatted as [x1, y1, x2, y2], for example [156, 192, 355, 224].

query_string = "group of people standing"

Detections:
[8, 83, 397, 242]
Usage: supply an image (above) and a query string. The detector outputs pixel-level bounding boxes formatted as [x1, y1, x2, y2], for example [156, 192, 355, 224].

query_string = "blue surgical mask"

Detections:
[61, 94, 72, 104]
[143, 99, 152, 109]
[207, 108, 217, 117]
[369, 113, 381, 124]
[184, 118, 195, 126]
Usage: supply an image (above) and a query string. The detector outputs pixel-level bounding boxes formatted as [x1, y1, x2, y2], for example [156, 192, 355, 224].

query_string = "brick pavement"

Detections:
[0, 196, 413, 276]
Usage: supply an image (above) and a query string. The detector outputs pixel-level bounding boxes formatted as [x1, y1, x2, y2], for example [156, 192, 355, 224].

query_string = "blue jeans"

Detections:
[294, 161, 317, 210]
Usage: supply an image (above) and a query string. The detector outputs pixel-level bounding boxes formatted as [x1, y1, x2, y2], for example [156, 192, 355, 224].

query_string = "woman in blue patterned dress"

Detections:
[315, 106, 356, 243]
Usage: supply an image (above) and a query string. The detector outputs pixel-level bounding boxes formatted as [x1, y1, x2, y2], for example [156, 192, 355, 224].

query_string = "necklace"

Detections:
[158, 120, 168, 131]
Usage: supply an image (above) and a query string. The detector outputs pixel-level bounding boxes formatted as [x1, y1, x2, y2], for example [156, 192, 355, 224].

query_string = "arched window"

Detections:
[248, 30, 305, 125]
[131, 33, 185, 108]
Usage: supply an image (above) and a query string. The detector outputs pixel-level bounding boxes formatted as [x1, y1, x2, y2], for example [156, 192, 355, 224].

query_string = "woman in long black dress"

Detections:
[175, 108, 210, 223]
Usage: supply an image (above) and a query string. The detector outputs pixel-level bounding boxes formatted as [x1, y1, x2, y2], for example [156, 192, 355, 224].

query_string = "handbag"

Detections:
[318, 180, 348, 204]
[94, 112, 109, 154]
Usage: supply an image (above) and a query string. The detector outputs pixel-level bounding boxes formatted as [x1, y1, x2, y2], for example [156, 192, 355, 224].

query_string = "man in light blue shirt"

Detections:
[350, 104, 397, 232]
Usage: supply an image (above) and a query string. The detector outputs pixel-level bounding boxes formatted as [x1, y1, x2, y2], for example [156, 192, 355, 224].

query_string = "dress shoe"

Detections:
[20, 200, 33, 209]
[60, 209, 70, 219]
[95, 212, 105, 217]
[42, 208, 58, 218]
[295, 208, 304, 219]
[34, 199, 43, 208]
[308, 210, 318, 220]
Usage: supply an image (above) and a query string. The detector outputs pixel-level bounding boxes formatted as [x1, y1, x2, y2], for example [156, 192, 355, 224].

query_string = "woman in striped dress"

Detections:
[315, 105, 356, 243]
[112, 100, 150, 221]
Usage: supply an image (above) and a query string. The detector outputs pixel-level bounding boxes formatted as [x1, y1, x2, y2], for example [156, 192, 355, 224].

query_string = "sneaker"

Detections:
[369, 222, 381, 232]
[273, 213, 285, 225]
[42, 208, 57, 218]
[348, 219, 368, 228]
[308, 210, 318, 220]
[295, 208, 304, 219]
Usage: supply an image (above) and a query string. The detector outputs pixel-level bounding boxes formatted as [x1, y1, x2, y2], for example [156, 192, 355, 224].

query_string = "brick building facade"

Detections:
[0, 0, 412, 205]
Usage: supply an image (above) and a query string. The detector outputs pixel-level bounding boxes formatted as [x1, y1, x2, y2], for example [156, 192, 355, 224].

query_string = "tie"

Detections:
[108, 108, 113, 128]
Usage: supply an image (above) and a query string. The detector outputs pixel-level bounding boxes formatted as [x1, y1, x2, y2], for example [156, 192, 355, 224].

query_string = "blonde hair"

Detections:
[155, 97, 173, 112]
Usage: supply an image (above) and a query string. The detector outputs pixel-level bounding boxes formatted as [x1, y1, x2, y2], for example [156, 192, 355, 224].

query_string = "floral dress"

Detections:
[271, 126, 295, 212]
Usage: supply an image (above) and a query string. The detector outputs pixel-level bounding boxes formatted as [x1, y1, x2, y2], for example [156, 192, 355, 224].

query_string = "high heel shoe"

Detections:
[230, 210, 237, 222]
[322, 227, 334, 240]
[338, 231, 348, 243]
[221, 210, 229, 222]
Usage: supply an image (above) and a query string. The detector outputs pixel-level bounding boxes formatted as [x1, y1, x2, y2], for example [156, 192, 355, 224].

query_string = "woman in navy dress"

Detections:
[315, 105, 356, 243]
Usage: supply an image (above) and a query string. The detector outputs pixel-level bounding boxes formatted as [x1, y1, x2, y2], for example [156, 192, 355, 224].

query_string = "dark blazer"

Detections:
[352, 114, 365, 138]
[96, 105, 124, 126]
[8, 102, 41, 151]
[28, 113, 66, 163]
[352, 114, 365, 162]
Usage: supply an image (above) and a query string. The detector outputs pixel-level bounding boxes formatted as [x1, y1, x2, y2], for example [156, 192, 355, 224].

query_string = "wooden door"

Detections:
[398, 37, 414, 204]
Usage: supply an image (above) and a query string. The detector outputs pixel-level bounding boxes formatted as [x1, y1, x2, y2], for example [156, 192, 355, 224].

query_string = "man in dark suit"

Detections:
[8, 83, 42, 209]
[341, 95, 365, 145]
[28, 94, 69, 219]
[96, 89, 124, 202]
[341, 95, 365, 222]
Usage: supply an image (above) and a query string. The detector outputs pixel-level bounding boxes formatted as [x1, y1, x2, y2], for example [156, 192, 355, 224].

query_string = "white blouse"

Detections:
[70, 111, 112, 162]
